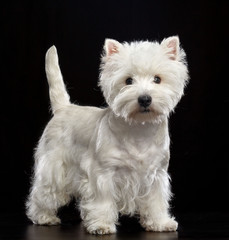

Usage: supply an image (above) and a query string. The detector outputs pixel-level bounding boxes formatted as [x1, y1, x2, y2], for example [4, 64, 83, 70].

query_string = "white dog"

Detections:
[26, 36, 189, 235]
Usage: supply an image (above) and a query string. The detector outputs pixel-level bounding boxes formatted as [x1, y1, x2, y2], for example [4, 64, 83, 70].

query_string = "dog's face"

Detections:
[99, 37, 189, 123]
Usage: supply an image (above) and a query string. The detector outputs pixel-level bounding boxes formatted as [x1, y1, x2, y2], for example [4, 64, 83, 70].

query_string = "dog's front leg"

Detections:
[138, 169, 178, 232]
[79, 175, 118, 235]
[80, 198, 118, 235]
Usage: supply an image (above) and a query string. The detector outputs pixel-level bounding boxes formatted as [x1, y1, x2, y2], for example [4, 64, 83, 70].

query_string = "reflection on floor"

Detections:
[0, 210, 229, 240]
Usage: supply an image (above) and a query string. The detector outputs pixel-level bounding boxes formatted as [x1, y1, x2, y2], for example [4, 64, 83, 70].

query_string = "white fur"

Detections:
[26, 37, 189, 235]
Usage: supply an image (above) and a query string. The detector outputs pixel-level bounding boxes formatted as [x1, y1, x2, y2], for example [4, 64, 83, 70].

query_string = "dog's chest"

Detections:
[97, 121, 168, 171]
[118, 132, 164, 169]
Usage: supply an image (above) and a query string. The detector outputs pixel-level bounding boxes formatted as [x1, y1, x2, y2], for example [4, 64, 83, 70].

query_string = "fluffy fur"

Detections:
[26, 36, 189, 235]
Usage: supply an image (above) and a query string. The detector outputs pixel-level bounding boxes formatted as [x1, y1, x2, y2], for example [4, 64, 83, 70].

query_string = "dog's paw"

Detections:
[87, 224, 116, 235]
[142, 218, 178, 232]
[33, 215, 61, 225]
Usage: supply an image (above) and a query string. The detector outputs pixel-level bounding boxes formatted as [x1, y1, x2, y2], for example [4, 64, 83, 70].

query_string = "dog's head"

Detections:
[99, 37, 189, 124]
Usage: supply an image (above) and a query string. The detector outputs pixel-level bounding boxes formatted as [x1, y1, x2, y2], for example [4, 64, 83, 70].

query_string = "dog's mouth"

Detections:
[139, 107, 151, 113]
[127, 106, 164, 124]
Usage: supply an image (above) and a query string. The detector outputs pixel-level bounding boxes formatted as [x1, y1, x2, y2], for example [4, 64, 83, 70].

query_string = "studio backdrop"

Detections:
[1, 0, 228, 214]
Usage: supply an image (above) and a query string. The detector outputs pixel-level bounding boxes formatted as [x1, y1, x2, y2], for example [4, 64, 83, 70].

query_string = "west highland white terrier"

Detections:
[26, 36, 189, 235]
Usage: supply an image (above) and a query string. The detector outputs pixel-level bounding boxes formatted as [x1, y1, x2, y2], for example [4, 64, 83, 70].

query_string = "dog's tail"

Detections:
[45, 46, 70, 113]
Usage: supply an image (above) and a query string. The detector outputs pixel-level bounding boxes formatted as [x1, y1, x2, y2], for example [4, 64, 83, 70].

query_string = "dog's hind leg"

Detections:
[26, 152, 71, 225]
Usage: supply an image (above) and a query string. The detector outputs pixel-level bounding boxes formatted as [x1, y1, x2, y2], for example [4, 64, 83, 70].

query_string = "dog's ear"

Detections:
[104, 39, 122, 56]
[161, 36, 180, 60]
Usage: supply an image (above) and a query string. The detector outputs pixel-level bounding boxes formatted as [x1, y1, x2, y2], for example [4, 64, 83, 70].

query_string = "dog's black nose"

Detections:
[138, 95, 152, 108]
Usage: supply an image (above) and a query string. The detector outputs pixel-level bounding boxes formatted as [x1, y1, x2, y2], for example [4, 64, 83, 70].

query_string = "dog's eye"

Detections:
[125, 78, 133, 85]
[153, 76, 161, 84]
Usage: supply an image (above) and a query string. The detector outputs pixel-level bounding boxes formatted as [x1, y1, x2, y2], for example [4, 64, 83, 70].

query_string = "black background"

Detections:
[1, 0, 229, 217]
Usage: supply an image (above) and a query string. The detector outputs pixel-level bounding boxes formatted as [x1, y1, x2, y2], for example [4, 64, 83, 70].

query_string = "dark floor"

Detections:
[0, 210, 229, 240]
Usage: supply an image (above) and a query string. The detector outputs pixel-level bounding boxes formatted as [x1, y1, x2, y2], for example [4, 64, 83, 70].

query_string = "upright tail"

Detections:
[45, 46, 70, 113]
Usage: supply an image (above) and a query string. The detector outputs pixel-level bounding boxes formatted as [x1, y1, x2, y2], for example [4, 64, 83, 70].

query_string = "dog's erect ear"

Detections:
[104, 39, 122, 56]
[161, 36, 180, 60]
